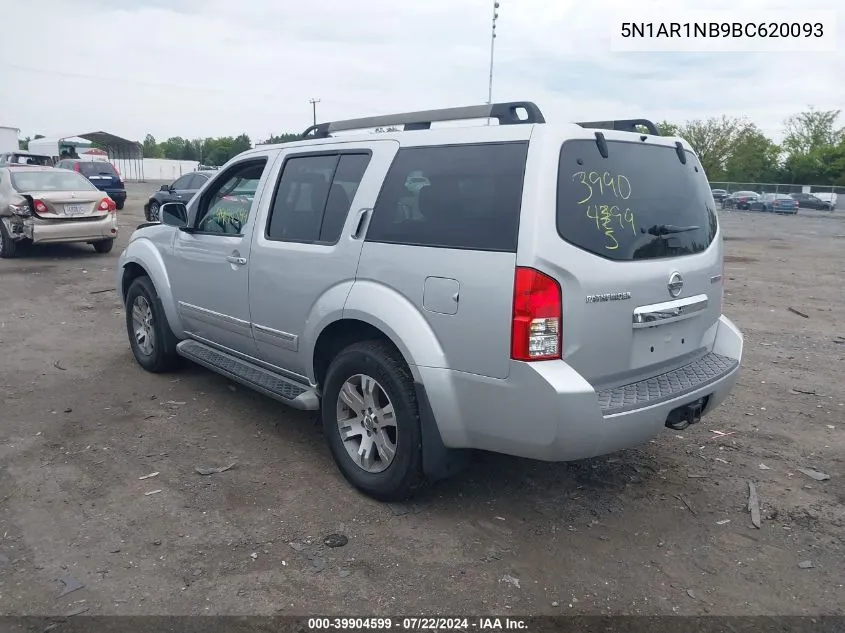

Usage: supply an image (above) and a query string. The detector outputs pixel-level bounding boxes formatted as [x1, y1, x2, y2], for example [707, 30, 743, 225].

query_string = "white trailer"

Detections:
[27, 136, 93, 161]
[0, 126, 20, 153]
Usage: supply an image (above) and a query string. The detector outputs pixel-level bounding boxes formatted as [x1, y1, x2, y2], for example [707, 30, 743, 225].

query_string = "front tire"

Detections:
[0, 221, 18, 258]
[322, 340, 426, 502]
[125, 276, 180, 373]
[147, 201, 160, 222]
[93, 239, 114, 254]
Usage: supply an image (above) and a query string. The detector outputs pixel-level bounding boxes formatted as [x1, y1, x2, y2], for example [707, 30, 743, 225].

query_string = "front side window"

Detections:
[195, 159, 267, 235]
[171, 174, 193, 190]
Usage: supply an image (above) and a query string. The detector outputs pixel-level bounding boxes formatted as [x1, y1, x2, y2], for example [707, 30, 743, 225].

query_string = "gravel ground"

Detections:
[0, 183, 843, 617]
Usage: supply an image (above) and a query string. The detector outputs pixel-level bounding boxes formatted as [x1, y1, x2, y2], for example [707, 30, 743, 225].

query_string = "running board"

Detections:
[176, 339, 319, 411]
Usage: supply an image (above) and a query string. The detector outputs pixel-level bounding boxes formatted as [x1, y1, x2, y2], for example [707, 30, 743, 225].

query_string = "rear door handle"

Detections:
[226, 255, 247, 265]
[352, 208, 373, 239]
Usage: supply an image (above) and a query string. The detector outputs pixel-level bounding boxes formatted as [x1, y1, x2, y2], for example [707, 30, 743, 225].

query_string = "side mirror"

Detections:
[160, 184, 170, 191]
[160, 202, 189, 228]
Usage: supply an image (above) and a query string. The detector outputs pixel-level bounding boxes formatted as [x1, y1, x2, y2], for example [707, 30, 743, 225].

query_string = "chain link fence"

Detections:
[709, 182, 843, 208]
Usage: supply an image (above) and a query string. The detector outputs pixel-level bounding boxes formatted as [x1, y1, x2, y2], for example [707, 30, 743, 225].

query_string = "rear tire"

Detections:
[93, 239, 114, 254]
[116, 200, 125, 211]
[0, 221, 17, 259]
[321, 340, 426, 502]
[125, 276, 180, 373]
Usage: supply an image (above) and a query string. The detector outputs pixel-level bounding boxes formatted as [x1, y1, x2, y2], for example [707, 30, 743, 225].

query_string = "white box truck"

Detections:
[0, 126, 20, 153]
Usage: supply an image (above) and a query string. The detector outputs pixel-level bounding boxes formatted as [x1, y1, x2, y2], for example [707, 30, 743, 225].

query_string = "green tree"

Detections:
[723, 125, 781, 183]
[142, 133, 161, 158]
[676, 116, 754, 180]
[259, 133, 300, 145]
[656, 121, 681, 137]
[780, 109, 843, 184]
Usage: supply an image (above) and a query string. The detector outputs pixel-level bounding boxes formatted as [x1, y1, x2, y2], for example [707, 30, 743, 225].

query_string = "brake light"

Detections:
[511, 267, 562, 361]
[98, 197, 117, 212]
[33, 199, 49, 214]
[73, 163, 81, 172]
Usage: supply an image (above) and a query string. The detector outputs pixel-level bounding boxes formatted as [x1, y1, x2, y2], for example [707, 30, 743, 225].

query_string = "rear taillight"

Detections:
[98, 197, 117, 212]
[73, 163, 81, 172]
[511, 267, 562, 361]
[33, 199, 49, 214]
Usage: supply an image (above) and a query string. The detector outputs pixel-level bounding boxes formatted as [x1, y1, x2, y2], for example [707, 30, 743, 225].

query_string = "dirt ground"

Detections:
[1, 182, 843, 617]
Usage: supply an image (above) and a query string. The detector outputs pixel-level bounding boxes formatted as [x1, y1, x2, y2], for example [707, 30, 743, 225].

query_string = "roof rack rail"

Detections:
[575, 119, 660, 136]
[300, 101, 546, 139]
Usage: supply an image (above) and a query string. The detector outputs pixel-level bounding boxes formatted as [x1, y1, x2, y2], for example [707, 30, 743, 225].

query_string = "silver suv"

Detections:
[116, 102, 743, 501]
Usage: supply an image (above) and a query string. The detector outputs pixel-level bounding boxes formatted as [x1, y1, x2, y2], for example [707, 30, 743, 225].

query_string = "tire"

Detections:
[321, 340, 426, 502]
[116, 200, 125, 211]
[125, 276, 180, 373]
[93, 239, 114, 254]
[0, 220, 17, 259]
[147, 201, 160, 222]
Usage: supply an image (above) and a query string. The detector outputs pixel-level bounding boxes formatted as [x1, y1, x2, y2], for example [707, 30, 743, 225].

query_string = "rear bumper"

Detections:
[422, 314, 743, 461]
[23, 214, 119, 244]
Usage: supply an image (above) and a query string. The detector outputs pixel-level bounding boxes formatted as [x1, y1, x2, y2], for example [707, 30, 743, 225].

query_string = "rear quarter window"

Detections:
[556, 139, 718, 261]
[366, 142, 528, 252]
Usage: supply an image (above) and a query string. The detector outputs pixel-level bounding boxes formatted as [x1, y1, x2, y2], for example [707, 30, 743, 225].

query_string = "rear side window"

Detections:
[367, 142, 528, 252]
[78, 161, 117, 176]
[557, 140, 717, 261]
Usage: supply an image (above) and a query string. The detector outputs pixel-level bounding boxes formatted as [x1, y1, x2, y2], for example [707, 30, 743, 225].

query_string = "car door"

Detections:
[167, 174, 194, 203]
[166, 152, 275, 356]
[248, 140, 399, 376]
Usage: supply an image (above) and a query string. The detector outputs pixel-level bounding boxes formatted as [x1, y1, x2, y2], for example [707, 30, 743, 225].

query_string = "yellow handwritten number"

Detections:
[573, 171, 593, 204]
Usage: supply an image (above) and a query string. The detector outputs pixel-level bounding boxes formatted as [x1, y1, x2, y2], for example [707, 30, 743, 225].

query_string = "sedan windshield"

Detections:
[11, 170, 97, 192]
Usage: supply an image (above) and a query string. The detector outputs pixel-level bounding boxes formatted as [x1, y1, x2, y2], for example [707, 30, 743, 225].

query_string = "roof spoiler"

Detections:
[575, 119, 660, 136]
[301, 101, 546, 138]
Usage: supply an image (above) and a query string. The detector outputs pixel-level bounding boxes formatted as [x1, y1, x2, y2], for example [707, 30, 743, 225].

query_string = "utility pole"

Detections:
[309, 98, 321, 126]
[487, 1, 500, 105]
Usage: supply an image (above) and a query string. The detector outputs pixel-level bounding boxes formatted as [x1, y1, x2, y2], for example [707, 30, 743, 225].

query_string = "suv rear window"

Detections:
[78, 162, 118, 177]
[367, 142, 528, 252]
[556, 140, 717, 261]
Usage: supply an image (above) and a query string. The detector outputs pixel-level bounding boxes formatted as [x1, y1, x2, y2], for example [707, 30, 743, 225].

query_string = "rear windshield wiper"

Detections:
[647, 224, 699, 236]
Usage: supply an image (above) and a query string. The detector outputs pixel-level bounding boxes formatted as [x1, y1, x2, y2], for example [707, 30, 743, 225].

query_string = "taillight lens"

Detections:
[511, 267, 562, 361]
[73, 163, 81, 172]
[98, 197, 117, 212]
[33, 199, 49, 214]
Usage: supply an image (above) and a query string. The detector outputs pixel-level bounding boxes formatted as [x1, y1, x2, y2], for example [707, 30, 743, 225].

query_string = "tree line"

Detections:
[655, 108, 844, 185]
[18, 108, 844, 184]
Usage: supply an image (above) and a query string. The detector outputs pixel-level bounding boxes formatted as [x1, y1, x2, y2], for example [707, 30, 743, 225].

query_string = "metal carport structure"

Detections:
[74, 131, 145, 182]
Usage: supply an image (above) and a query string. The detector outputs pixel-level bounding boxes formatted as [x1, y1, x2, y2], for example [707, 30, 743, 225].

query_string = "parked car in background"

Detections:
[144, 170, 216, 222]
[749, 193, 799, 214]
[722, 191, 759, 210]
[811, 192, 838, 209]
[0, 151, 54, 167]
[55, 159, 127, 209]
[0, 166, 118, 257]
[116, 102, 743, 501]
[710, 188, 728, 202]
[790, 192, 833, 210]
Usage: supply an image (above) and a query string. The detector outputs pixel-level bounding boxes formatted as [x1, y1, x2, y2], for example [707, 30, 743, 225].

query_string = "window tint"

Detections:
[188, 173, 209, 190]
[266, 153, 371, 244]
[319, 154, 370, 242]
[78, 161, 117, 176]
[171, 174, 193, 189]
[366, 142, 528, 252]
[195, 159, 267, 235]
[556, 140, 718, 261]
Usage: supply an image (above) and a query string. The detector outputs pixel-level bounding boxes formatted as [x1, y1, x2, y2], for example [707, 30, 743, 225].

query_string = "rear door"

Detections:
[529, 135, 721, 389]
[247, 140, 398, 376]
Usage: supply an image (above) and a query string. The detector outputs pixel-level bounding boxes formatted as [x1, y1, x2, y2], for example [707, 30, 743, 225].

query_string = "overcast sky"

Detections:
[1, 0, 842, 144]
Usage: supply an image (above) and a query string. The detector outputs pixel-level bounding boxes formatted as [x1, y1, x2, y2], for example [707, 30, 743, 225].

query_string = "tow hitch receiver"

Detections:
[665, 396, 709, 431]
